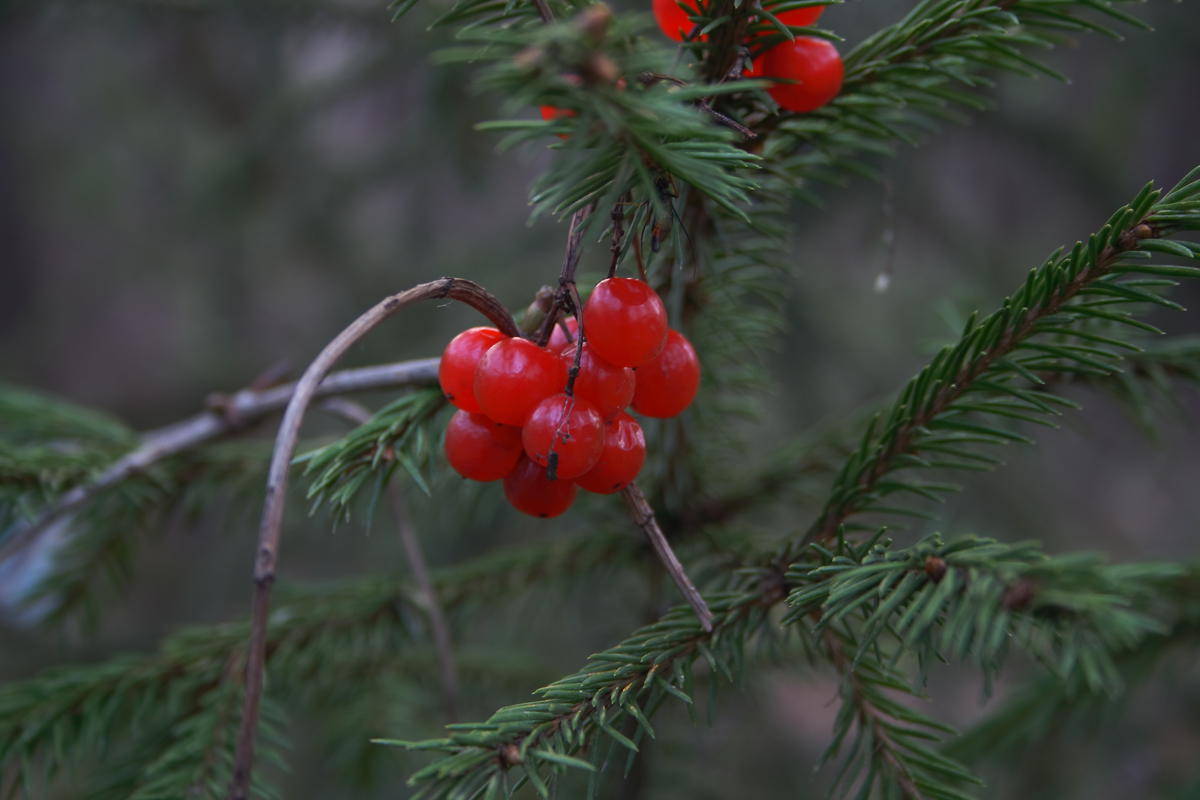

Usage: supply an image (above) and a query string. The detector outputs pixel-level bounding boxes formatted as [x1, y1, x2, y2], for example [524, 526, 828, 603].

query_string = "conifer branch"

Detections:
[0, 358, 440, 567]
[797, 178, 1198, 553]
[390, 169, 1200, 799]
[818, 628, 972, 800]
[228, 278, 518, 800]
[0, 529, 639, 797]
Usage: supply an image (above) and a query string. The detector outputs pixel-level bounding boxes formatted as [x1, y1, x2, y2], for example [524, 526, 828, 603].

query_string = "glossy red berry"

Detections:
[504, 455, 578, 518]
[522, 393, 606, 480]
[631, 329, 700, 418]
[443, 411, 524, 482]
[547, 317, 580, 353]
[575, 412, 646, 494]
[561, 342, 635, 421]
[474, 338, 569, 426]
[652, 0, 702, 41]
[757, 37, 843, 113]
[439, 327, 507, 415]
[583, 278, 668, 368]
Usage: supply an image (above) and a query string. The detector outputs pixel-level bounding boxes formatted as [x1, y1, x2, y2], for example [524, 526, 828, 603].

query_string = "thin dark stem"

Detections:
[608, 195, 628, 279]
[226, 278, 517, 800]
[531, 0, 554, 23]
[319, 398, 463, 722]
[0, 358, 441, 566]
[535, 204, 595, 348]
[620, 482, 713, 631]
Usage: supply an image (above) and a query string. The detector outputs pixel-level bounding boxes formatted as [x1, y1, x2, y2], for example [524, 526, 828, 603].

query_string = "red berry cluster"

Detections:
[439, 278, 700, 518]
[653, 0, 843, 113]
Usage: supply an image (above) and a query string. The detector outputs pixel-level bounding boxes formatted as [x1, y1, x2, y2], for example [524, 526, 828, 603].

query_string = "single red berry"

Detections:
[540, 105, 576, 140]
[439, 327, 507, 415]
[756, 36, 843, 113]
[583, 277, 668, 368]
[540, 105, 576, 122]
[474, 338, 569, 426]
[574, 412, 646, 494]
[504, 454, 578, 518]
[443, 411, 524, 482]
[522, 393, 606, 480]
[561, 342, 635, 421]
[652, 0, 703, 41]
[547, 317, 580, 353]
[631, 329, 700, 418]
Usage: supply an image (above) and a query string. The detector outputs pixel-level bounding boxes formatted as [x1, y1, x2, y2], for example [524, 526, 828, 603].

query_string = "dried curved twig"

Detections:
[226, 278, 518, 800]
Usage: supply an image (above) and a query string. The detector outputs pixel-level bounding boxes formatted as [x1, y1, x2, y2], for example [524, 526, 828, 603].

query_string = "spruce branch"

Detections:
[228, 278, 519, 800]
[819, 627, 978, 800]
[787, 534, 1185, 695]
[0, 358, 440, 568]
[947, 583, 1200, 765]
[391, 169, 1200, 799]
[796, 174, 1200, 553]
[387, 588, 779, 800]
[0, 528, 640, 797]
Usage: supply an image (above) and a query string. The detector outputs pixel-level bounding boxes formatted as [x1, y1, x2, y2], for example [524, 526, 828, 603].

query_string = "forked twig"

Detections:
[620, 482, 713, 631]
[321, 398, 462, 722]
[226, 278, 518, 800]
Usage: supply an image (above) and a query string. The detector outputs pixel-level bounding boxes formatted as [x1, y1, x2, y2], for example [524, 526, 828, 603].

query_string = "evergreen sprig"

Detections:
[817, 627, 981, 800]
[298, 387, 445, 524]
[797, 170, 1200, 553]
[762, 0, 1154, 190]
[787, 533, 1185, 695]
[389, 169, 1200, 800]
[0, 529, 640, 798]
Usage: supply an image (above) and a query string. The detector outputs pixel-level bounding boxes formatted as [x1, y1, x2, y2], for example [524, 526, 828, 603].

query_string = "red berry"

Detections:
[547, 317, 580, 353]
[575, 412, 646, 494]
[540, 105, 576, 122]
[522, 393, 606, 480]
[474, 338, 568, 426]
[631, 329, 700, 418]
[757, 37, 843, 113]
[504, 455, 578, 518]
[540, 105, 576, 140]
[562, 342, 635, 421]
[439, 327, 507, 414]
[583, 278, 668, 368]
[652, 0, 702, 41]
[444, 411, 523, 482]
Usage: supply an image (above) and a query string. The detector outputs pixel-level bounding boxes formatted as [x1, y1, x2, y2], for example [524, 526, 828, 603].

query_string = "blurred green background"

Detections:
[1, 0, 1199, 797]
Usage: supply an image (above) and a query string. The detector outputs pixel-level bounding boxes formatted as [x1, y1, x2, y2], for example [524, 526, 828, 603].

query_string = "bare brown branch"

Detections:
[226, 278, 517, 800]
[620, 482, 713, 631]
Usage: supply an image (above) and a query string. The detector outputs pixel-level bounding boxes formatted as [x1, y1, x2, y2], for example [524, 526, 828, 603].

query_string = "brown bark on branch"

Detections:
[226, 278, 517, 800]
[620, 482, 713, 631]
